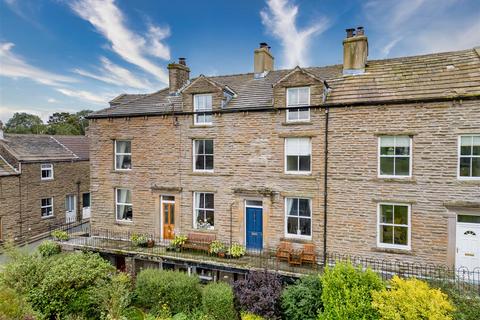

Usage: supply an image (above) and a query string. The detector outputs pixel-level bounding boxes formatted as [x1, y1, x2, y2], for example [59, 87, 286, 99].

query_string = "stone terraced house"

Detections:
[0, 130, 90, 243]
[79, 28, 480, 277]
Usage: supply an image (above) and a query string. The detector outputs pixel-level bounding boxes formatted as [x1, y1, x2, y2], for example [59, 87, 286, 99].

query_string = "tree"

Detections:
[4, 112, 45, 134]
[46, 109, 93, 135]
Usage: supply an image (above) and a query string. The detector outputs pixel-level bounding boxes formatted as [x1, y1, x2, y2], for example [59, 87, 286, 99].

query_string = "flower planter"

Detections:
[147, 240, 155, 248]
[218, 252, 225, 258]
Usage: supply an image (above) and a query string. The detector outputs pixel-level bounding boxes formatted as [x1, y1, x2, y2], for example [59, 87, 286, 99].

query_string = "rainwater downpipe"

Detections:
[323, 106, 330, 266]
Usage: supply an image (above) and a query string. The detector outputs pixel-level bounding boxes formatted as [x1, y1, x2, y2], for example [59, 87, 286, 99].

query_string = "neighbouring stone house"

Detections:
[85, 27, 480, 274]
[0, 128, 90, 243]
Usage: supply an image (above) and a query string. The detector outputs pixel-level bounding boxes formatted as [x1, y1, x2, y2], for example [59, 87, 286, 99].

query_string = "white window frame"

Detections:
[114, 140, 132, 171]
[284, 197, 312, 240]
[193, 94, 213, 126]
[193, 192, 215, 230]
[41, 197, 54, 218]
[41, 163, 53, 181]
[65, 194, 76, 213]
[115, 188, 133, 222]
[286, 87, 310, 123]
[284, 137, 312, 174]
[193, 139, 214, 172]
[457, 135, 480, 180]
[378, 136, 413, 178]
[377, 202, 411, 250]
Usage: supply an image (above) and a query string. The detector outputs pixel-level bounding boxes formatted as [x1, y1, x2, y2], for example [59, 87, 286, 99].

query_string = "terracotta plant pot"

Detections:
[218, 252, 225, 258]
[147, 240, 155, 248]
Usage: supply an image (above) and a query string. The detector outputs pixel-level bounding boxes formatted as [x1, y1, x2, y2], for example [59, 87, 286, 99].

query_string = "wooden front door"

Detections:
[162, 199, 175, 240]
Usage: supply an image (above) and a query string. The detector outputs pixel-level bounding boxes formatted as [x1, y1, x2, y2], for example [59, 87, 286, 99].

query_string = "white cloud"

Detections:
[74, 57, 153, 90]
[260, 0, 329, 68]
[364, 0, 480, 57]
[70, 0, 170, 84]
[56, 88, 113, 104]
[0, 105, 51, 123]
[0, 42, 76, 86]
[47, 98, 58, 103]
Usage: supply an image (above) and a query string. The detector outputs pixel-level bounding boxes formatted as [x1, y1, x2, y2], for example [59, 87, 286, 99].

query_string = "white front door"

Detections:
[65, 195, 76, 223]
[456, 215, 480, 270]
[82, 192, 91, 219]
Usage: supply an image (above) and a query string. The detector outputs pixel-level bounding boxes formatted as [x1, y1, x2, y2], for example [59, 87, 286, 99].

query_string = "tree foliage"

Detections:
[4, 112, 45, 134]
[281, 275, 323, 320]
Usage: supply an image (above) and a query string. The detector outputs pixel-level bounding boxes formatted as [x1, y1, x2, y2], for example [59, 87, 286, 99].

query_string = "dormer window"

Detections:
[286, 87, 310, 122]
[194, 94, 213, 125]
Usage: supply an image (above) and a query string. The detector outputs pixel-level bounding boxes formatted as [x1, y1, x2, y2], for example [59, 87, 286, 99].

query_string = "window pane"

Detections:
[458, 215, 480, 223]
[287, 156, 298, 171]
[116, 155, 131, 169]
[205, 210, 214, 227]
[288, 198, 299, 216]
[117, 189, 131, 204]
[395, 146, 410, 156]
[195, 140, 204, 154]
[42, 170, 51, 178]
[381, 205, 393, 223]
[287, 88, 298, 106]
[196, 114, 205, 124]
[395, 136, 410, 148]
[298, 108, 309, 120]
[472, 158, 480, 177]
[380, 157, 394, 175]
[287, 109, 298, 121]
[299, 218, 311, 236]
[117, 204, 132, 220]
[459, 157, 471, 177]
[205, 114, 212, 123]
[394, 206, 408, 225]
[116, 141, 131, 153]
[299, 156, 311, 171]
[380, 137, 394, 154]
[195, 155, 205, 170]
[460, 136, 472, 155]
[473, 136, 480, 155]
[393, 227, 408, 245]
[287, 217, 298, 234]
[205, 95, 212, 109]
[380, 226, 393, 244]
[204, 193, 214, 209]
[297, 88, 309, 105]
[205, 140, 213, 154]
[205, 155, 214, 170]
[82, 193, 90, 207]
[395, 157, 410, 176]
[299, 199, 311, 217]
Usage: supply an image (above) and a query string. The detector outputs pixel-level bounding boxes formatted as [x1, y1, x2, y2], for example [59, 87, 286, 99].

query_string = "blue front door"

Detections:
[246, 206, 263, 250]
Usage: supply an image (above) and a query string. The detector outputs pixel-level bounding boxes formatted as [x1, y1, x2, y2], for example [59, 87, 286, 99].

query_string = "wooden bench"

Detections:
[182, 232, 216, 252]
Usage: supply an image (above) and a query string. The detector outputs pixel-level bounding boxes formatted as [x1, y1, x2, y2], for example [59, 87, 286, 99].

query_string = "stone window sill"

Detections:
[281, 121, 312, 126]
[371, 247, 414, 255]
[280, 237, 314, 244]
[281, 174, 316, 180]
[111, 170, 132, 174]
[456, 179, 480, 185]
[41, 215, 55, 220]
[373, 177, 416, 184]
[115, 220, 133, 226]
[190, 125, 214, 129]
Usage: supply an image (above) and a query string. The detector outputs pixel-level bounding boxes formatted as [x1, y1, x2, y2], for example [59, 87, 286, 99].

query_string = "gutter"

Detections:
[86, 93, 480, 120]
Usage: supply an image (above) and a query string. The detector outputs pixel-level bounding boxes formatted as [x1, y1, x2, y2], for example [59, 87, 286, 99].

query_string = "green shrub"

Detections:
[319, 262, 384, 320]
[95, 272, 132, 320]
[282, 275, 323, 320]
[171, 235, 187, 248]
[0, 285, 39, 320]
[51, 230, 69, 241]
[38, 240, 61, 257]
[240, 312, 264, 320]
[209, 241, 226, 254]
[135, 269, 202, 314]
[228, 243, 246, 258]
[202, 282, 236, 320]
[429, 281, 480, 320]
[372, 276, 454, 320]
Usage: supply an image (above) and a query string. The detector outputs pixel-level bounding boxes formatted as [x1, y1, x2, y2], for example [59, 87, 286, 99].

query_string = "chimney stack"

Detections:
[343, 26, 368, 75]
[254, 42, 274, 78]
[168, 58, 190, 93]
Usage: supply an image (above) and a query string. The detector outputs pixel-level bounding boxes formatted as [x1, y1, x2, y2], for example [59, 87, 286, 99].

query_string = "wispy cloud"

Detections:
[364, 0, 480, 57]
[0, 42, 76, 86]
[260, 0, 329, 68]
[0, 105, 52, 123]
[56, 88, 113, 104]
[74, 57, 153, 90]
[70, 0, 170, 84]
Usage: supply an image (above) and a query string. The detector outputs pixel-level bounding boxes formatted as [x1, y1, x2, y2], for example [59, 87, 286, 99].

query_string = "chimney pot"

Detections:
[346, 28, 355, 38]
[259, 42, 269, 49]
[178, 57, 186, 65]
[356, 26, 364, 36]
[254, 42, 274, 78]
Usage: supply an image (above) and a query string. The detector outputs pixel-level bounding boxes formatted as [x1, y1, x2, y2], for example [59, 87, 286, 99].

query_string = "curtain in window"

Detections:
[286, 138, 310, 155]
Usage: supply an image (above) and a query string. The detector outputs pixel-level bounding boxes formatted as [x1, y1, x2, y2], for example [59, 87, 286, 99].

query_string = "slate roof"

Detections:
[89, 48, 480, 118]
[0, 134, 89, 162]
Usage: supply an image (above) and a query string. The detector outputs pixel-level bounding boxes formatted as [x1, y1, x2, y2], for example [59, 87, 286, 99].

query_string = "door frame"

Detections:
[65, 194, 76, 223]
[244, 199, 264, 250]
[160, 195, 175, 240]
[455, 213, 480, 270]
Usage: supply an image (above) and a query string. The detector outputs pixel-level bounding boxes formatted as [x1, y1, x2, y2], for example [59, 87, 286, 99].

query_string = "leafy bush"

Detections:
[131, 233, 149, 247]
[95, 272, 132, 320]
[429, 281, 479, 320]
[202, 282, 236, 320]
[233, 270, 283, 319]
[171, 235, 187, 248]
[0, 285, 39, 320]
[240, 312, 264, 320]
[319, 262, 384, 320]
[209, 241, 226, 254]
[38, 240, 61, 257]
[228, 243, 246, 258]
[51, 230, 69, 241]
[372, 276, 454, 320]
[282, 275, 323, 320]
[135, 269, 202, 314]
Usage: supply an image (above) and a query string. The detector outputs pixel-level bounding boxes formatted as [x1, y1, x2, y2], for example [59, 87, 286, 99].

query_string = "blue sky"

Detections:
[1, 0, 479, 122]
